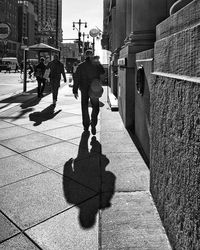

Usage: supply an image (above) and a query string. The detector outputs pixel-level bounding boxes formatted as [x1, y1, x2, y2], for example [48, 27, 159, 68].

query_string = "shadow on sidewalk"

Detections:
[29, 104, 61, 126]
[63, 132, 116, 229]
[0, 85, 52, 111]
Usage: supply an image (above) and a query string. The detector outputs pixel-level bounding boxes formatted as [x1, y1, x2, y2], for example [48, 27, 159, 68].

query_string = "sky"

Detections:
[62, 0, 103, 42]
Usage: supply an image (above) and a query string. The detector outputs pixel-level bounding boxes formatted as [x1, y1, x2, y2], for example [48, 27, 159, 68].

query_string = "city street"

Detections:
[0, 0, 198, 248]
[0, 72, 37, 100]
[0, 82, 171, 249]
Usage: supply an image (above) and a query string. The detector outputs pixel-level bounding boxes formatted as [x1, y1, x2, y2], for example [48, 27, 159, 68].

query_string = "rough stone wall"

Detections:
[150, 75, 200, 249]
[157, 0, 200, 40]
[150, 2, 200, 248]
[154, 23, 200, 77]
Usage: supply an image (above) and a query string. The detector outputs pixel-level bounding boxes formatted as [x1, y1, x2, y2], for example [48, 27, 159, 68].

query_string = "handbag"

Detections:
[43, 68, 50, 81]
[88, 79, 104, 99]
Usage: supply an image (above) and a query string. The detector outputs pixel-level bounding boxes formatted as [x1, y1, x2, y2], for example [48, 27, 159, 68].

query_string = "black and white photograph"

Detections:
[0, 0, 199, 249]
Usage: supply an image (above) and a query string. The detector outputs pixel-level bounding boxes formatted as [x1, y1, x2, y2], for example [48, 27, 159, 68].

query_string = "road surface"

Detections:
[0, 72, 37, 100]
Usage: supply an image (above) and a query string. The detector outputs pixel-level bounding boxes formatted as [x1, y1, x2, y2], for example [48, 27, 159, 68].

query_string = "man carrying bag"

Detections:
[72, 50, 105, 135]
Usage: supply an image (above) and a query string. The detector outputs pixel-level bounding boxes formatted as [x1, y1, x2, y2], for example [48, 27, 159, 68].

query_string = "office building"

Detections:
[29, 0, 62, 47]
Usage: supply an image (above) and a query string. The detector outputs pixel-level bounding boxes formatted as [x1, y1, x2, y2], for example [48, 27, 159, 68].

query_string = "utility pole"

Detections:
[72, 19, 87, 54]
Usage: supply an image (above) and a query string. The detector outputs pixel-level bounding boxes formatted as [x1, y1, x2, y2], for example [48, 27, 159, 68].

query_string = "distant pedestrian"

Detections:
[72, 62, 78, 76]
[46, 54, 67, 106]
[35, 57, 46, 98]
[15, 64, 19, 73]
[28, 63, 34, 79]
[73, 50, 105, 135]
[20, 61, 23, 73]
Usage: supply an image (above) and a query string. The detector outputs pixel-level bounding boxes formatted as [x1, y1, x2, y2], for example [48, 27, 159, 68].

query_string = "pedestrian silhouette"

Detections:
[63, 133, 116, 229]
[29, 104, 61, 126]
[46, 54, 67, 106]
[72, 50, 105, 135]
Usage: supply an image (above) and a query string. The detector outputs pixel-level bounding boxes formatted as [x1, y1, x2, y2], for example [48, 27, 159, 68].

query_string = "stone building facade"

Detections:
[103, 0, 199, 248]
[149, 1, 200, 249]
[102, 0, 176, 163]
[29, 0, 62, 48]
[0, 0, 19, 57]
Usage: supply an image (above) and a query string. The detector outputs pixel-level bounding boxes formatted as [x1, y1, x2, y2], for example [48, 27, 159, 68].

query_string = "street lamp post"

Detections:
[72, 19, 87, 53]
[82, 32, 89, 54]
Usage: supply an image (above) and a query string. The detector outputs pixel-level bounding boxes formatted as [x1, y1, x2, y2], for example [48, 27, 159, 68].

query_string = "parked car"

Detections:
[0, 62, 10, 72]
[0, 57, 19, 72]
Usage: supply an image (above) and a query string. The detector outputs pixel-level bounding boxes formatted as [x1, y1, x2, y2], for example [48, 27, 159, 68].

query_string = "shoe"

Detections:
[53, 100, 56, 106]
[91, 126, 96, 135]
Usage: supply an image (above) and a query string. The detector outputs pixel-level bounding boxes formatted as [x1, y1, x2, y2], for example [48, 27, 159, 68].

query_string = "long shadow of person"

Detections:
[20, 96, 42, 109]
[63, 132, 116, 229]
[29, 104, 61, 126]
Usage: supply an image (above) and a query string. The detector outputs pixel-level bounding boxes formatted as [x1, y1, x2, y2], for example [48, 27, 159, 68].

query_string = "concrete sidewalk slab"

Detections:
[23, 141, 89, 169]
[42, 125, 84, 141]
[0, 213, 20, 242]
[101, 131, 139, 154]
[0, 126, 34, 141]
[21, 120, 67, 132]
[0, 120, 14, 129]
[102, 152, 149, 192]
[0, 234, 39, 250]
[101, 192, 172, 250]
[54, 115, 82, 125]
[0, 234, 41, 249]
[0, 145, 16, 159]
[26, 196, 99, 250]
[0, 133, 62, 153]
[0, 155, 48, 187]
[0, 171, 96, 230]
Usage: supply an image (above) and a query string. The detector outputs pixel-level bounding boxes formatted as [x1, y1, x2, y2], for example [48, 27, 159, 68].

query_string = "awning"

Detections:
[28, 43, 60, 52]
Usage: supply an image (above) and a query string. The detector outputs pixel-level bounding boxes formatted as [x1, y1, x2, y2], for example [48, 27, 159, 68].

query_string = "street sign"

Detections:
[0, 23, 11, 40]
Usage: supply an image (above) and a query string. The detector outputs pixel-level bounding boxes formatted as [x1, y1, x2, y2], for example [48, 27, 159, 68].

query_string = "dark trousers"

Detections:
[81, 91, 99, 129]
[51, 83, 59, 101]
[37, 78, 46, 97]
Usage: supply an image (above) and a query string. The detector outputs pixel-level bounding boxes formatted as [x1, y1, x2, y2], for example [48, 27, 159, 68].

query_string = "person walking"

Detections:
[28, 63, 34, 79]
[46, 54, 67, 106]
[72, 50, 105, 135]
[35, 57, 46, 98]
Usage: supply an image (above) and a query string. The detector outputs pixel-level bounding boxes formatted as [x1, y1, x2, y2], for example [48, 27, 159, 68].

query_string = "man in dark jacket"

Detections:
[35, 57, 46, 98]
[46, 54, 66, 106]
[73, 50, 105, 135]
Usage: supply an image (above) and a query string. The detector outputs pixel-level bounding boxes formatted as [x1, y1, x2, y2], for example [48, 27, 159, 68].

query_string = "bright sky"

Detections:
[62, 0, 103, 42]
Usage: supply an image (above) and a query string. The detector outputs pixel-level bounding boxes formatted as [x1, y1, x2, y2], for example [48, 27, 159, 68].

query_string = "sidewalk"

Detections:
[0, 83, 172, 250]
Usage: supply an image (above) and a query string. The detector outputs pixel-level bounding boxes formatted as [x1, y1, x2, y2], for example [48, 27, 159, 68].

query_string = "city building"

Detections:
[61, 42, 79, 72]
[103, 0, 199, 249]
[18, 0, 38, 61]
[28, 0, 62, 48]
[18, 1, 38, 46]
[0, 0, 19, 57]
